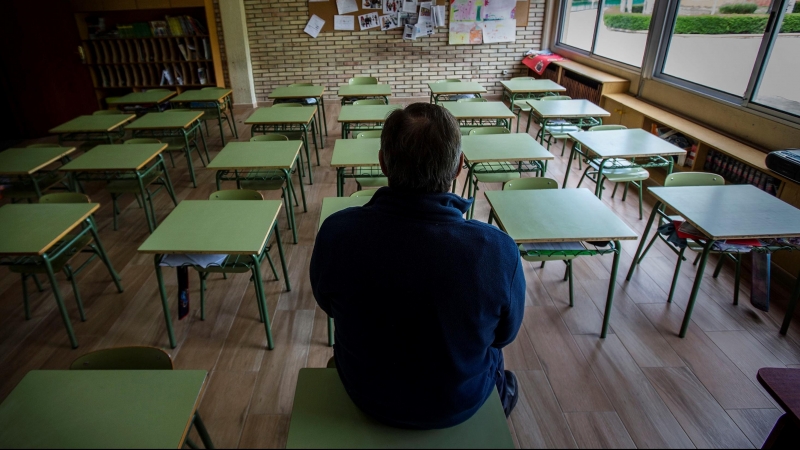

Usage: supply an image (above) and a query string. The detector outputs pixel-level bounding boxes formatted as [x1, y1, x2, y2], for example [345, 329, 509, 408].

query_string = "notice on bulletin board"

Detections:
[448, 0, 517, 45]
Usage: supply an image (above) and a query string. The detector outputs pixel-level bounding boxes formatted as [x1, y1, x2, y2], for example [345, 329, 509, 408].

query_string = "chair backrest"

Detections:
[503, 177, 559, 190]
[209, 189, 264, 200]
[457, 98, 488, 103]
[511, 76, 535, 81]
[588, 125, 627, 132]
[664, 172, 725, 187]
[355, 130, 383, 139]
[165, 108, 191, 113]
[124, 138, 161, 145]
[350, 189, 378, 198]
[353, 99, 386, 106]
[468, 127, 510, 135]
[349, 77, 377, 85]
[39, 192, 91, 204]
[272, 103, 302, 108]
[92, 110, 122, 115]
[289, 83, 314, 87]
[251, 134, 289, 142]
[436, 79, 462, 83]
[69, 346, 173, 370]
[540, 96, 572, 101]
[26, 143, 61, 148]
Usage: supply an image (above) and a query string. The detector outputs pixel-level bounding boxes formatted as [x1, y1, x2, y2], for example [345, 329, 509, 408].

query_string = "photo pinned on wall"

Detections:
[337, 0, 360, 15]
[362, 0, 382, 9]
[383, 0, 400, 14]
[449, 21, 482, 45]
[402, 0, 418, 13]
[380, 14, 401, 30]
[398, 11, 418, 26]
[403, 24, 416, 40]
[359, 12, 381, 30]
[481, 0, 517, 21]
[334, 14, 356, 30]
[416, 2, 435, 36]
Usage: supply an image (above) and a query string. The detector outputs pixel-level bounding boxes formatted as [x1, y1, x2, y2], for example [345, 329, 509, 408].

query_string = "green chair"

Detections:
[576, 125, 649, 219]
[105, 139, 172, 231]
[457, 98, 487, 103]
[285, 368, 514, 449]
[633, 172, 730, 304]
[69, 346, 214, 449]
[9, 192, 123, 324]
[350, 190, 378, 198]
[489, 178, 578, 306]
[240, 134, 300, 217]
[190, 88, 236, 139]
[437, 79, 478, 102]
[92, 109, 123, 115]
[460, 127, 519, 197]
[348, 77, 378, 85]
[353, 130, 388, 191]
[353, 99, 386, 106]
[274, 83, 319, 107]
[194, 190, 279, 348]
[505, 77, 548, 132]
[160, 108, 211, 166]
[531, 96, 579, 152]
[267, 103, 320, 166]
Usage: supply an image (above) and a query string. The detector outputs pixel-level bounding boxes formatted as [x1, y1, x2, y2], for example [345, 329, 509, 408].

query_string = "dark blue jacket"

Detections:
[309, 187, 526, 429]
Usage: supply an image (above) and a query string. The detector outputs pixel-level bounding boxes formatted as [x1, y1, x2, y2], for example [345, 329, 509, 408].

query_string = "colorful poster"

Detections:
[358, 12, 380, 29]
[362, 0, 382, 9]
[481, 0, 516, 21]
[451, 0, 480, 22]
[480, 18, 515, 43]
[383, 0, 400, 14]
[448, 21, 482, 45]
[380, 14, 401, 30]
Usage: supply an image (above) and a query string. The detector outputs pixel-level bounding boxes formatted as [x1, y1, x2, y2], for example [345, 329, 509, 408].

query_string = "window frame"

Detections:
[552, 0, 800, 125]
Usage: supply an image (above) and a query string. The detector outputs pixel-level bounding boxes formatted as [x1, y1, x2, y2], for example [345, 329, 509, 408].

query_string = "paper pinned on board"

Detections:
[403, 24, 416, 40]
[334, 15, 355, 30]
[359, 12, 381, 30]
[433, 5, 446, 27]
[380, 14, 402, 30]
[402, 0, 418, 13]
[480, 18, 516, 43]
[481, 0, 517, 21]
[336, 0, 359, 15]
[304, 14, 325, 38]
[383, 0, 401, 14]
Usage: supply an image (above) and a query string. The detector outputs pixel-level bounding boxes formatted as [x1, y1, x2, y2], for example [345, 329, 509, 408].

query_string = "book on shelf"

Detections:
[166, 16, 184, 36]
[151, 21, 168, 37]
[178, 44, 189, 61]
[202, 38, 210, 59]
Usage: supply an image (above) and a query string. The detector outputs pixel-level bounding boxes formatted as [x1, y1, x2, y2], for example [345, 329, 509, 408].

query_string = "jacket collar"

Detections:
[364, 187, 473, 223]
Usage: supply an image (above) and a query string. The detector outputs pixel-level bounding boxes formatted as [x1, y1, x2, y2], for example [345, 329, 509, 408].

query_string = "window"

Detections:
[554, 0, 800, 122]
[557, 0, 654, 67]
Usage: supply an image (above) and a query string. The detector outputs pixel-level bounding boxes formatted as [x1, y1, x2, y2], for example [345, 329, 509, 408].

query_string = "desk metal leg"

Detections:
[337, 168, 345, 197]
[251, 255, 275, 350]
[228, 96, 238, 139]
[159, 156, 178, 206]
[274, 224, 291, 292]
[43, 254, 79, 348]
[600, 241, 622, 338]
[183, 130, 198, 188]
[328, 316, 334, 347]
[595, 160, 607, 198]
[89, 217, 124, 293]
[780, 273, 800, 335]
[291, 158, 307, 211]
[154, 256, 177, 348]
[626, 202, 661, 281]
[319, 96, 328, 137]
[216, 102, 227, 147]
[302, 125, 314, 184]
[680, 239, 715, 338]
[562, 142, 577, 188]
[466, 164, 476, 220]
[136, 173, 156, 233]
[282, 169, 298, 244]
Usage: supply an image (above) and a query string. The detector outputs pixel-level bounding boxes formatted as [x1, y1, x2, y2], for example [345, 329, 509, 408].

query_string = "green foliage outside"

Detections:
[719, 3, 758, 14]
[603, 13, 800, 34]
[794, 3, 800, 13]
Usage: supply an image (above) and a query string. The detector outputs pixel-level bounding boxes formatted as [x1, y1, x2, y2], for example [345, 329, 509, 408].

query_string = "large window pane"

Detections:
[753, 4, 800, 117]
[594, 0, 654, 67]
[662, 1, 768, 96]
[560, 0, 600, 51]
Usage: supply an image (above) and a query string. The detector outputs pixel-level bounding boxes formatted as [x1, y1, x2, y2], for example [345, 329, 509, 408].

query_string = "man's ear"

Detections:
[379, 149, 388, 178]
[455, 152, 464, 178]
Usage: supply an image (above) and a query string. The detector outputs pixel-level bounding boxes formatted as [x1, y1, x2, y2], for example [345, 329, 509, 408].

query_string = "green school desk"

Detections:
[269, 85, 327, 139]
[566, 128, 687, 196]
[50, 114, 135, 146]
[441, 102, 515, 130]
[60, 144, 176, 233]
[107, 90, 176, 107]
[0, 370, 208, 449]
[428, 82, 487, 104]
[171, 88, 238, 146]
[285, 368, 514, 449]
[338, 104, 401, 139]
[626, 184, 800, 337]
[245, 106, 319, 184]
[138, 200, 288, 349]
[125, 111, 207, 188]
[485, 188, 637, 338]
[0, 203, 122, 348]
[330, 138, 382, 197]
[500, 79, 566, 103]
[319, 196, 371, 231]
[207, 141, 306, 243]
[525, 99, 610, 136]
[0, 147, 75, 199]
[338, 84, 393, 105]
[460, 133, 554, 219]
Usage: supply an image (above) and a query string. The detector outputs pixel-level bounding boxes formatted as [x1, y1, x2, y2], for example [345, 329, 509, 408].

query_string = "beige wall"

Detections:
[237, 0, 546, 101]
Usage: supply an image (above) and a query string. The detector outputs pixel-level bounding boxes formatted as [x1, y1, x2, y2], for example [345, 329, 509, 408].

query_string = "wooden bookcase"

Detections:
[70, 0, 224, 108]
[531, 60, 630, 105]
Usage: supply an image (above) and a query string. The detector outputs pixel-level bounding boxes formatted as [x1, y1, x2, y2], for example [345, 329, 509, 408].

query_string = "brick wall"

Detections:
[237, 1, 545, 101]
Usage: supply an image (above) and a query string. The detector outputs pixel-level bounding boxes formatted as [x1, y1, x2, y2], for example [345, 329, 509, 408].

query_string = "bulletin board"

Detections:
[307, 0, 529, 34]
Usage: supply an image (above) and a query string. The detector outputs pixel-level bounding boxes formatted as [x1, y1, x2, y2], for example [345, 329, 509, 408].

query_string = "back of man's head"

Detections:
[380, 103, 462, 194]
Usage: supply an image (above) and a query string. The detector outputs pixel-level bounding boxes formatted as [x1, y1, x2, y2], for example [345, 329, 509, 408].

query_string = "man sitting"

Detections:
[310, 103, 525, 429]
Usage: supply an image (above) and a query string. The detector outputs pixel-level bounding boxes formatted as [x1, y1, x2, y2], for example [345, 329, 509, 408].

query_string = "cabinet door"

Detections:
[620, 107, 644, 129]
[601, 99, 623, 125]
